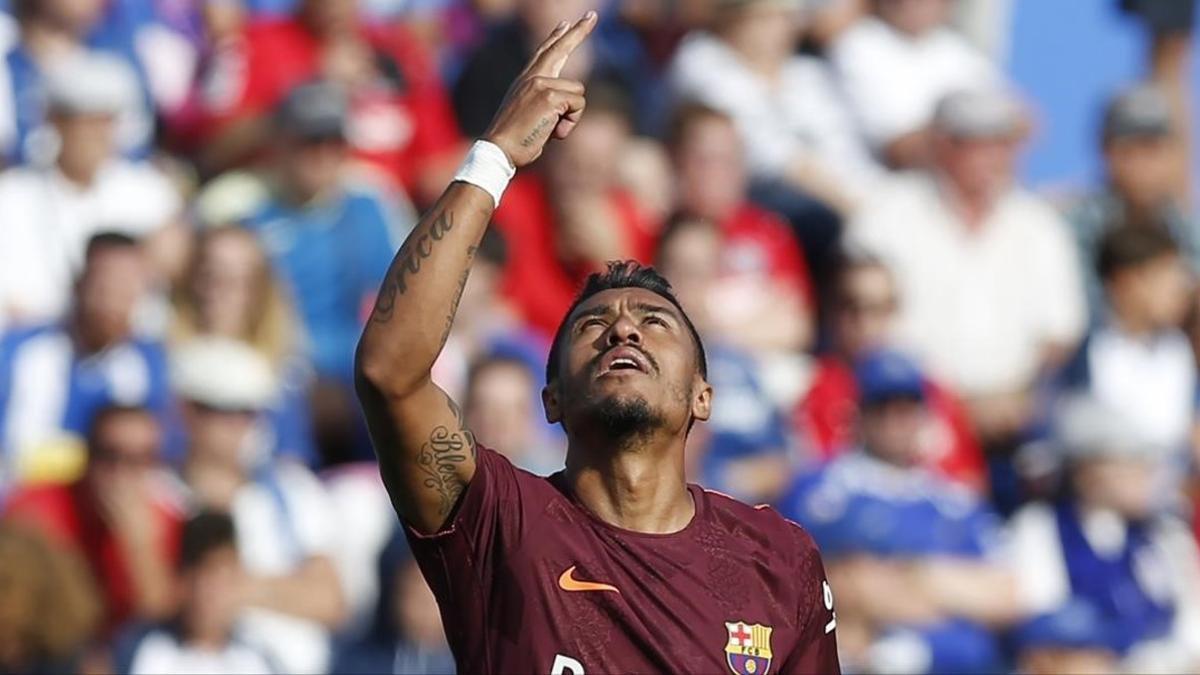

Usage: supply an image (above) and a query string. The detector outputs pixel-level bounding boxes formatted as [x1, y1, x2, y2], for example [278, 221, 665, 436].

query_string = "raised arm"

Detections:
[355, 12, 596, 534]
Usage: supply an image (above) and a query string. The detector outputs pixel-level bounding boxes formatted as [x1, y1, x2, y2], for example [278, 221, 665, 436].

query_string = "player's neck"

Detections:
[564, 440, 694, 535]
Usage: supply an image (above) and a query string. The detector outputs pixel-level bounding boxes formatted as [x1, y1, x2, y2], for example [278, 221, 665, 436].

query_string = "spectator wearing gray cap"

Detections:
[847, 87, 1086, 447]
[1008, 395, 1200, 674]
[1065, 84, 1200, 319]
[174, 336, 346, 675]
[0, 51, 185, 330]
[829, 0, 1005, 169]
[240, 80, 407, 461]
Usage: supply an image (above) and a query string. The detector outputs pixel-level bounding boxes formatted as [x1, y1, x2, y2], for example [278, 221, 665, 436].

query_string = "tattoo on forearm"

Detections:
[413, 394, 477, 516]
[372, 209, 456, 323]
[439, 251, 474, 344]
[521, 117, 553, 147]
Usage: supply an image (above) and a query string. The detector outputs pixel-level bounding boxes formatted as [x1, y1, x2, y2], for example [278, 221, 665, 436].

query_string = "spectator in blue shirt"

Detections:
[0, 232, 170, 487]
[242, 81, 403, 387]
[778, 350, 1019, 674]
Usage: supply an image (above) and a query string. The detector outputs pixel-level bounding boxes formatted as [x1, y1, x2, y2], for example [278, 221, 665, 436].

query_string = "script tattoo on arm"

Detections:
[413, 393, 478, 517]
[372, 209, 456, 324]
[520, 116, 553, 148]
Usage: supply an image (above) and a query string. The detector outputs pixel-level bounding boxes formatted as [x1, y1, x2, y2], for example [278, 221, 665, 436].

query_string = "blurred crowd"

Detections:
[1, 0, 1200, 673]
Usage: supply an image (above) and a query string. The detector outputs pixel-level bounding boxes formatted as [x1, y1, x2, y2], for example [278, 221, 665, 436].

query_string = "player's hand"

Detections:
[483, 11, 597, 168]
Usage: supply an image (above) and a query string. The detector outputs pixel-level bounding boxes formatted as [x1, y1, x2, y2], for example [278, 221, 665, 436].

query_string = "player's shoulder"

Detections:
[699, 487, 822, 558]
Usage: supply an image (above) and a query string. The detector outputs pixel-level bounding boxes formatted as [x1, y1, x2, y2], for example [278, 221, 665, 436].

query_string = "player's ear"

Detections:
[691, 376, 712, 423]
[542, 382, 562, 424]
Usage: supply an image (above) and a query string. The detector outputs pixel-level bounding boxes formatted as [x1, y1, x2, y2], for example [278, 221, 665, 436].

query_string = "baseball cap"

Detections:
[933, 88, 1024, 139]
[276, 81, 348, 141]
[44, 52, 139, 117]
[854, 349, 926, 406]
[1054, 395, 1162, 460]
[1102, 85, 1172, 140]
[171, 337, 277, 412]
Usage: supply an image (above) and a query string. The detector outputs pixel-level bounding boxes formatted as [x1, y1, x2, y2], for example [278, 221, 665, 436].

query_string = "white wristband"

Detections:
[453, 140, 516, 207]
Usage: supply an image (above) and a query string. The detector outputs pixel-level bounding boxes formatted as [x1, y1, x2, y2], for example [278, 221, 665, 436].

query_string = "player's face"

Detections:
[544, 288, 711, 440]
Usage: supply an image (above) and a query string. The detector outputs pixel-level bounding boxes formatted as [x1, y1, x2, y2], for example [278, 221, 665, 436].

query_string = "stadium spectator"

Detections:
[452, 0, 663, 136]
[114, 511, 275, 675]
[491, 83, 655, 337]
[1058, 227, 1194, 470]
[170, 226, 314, 465]
[189, 0, 461, 200]
[1066, 85, 1200, 317]
[1009, 396, 1200, 673]
[463, 353, 562, 474]
[174, 338, 345, 674]
[0, 54, 184, 327]
[780, 349, 1018, 673]
[829, 0, 1003, 168]
[3, 406, 184, 633]
[668, 0, 879, 212]
[428, 227, 537, 402]
[656, 215, 793, 502]
[241, 81, 403, 385]
[848, 89, 1086, 443]
[0, 523, 101, 674]
[0, 0, 157, 164]
[796, 250, 986, 489]
[667, 103, 814, 354]
[0, 234, 171, 486]
[390, 556, 455, 674]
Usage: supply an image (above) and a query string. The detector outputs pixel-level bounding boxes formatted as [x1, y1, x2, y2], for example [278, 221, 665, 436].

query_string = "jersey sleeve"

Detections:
[403, 445, 531, 655]
[781, 527, 840, 674]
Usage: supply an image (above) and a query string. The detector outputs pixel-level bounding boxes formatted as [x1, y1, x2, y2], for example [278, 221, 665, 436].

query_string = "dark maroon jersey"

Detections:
[406, 446, 840, 674]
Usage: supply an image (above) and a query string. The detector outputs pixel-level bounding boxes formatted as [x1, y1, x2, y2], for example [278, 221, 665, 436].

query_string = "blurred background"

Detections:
[1, 0, 1200, 673]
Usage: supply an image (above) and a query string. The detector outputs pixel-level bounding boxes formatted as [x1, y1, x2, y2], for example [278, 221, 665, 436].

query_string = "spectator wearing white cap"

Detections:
[174, 337, 346, 675]
[829, 0, 1004, 169]
[0, 0, 155, 165]
[1009, 396, 1200, 674]
[847, 88, 1086, 444]
[1066, 85, 1200, 318]
[0, 52, 184, 329]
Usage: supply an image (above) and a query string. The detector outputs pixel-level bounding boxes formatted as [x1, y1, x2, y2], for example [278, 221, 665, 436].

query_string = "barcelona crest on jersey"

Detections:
[724, 621, 774, 675]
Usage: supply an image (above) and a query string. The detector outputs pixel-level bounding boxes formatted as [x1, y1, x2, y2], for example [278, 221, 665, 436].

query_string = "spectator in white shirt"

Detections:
[1058, 227, 1195, 467]
[830, 0, 1003, 168]
[117, 511, 276, 675]
[668, 0, 881, 215]
[0, 53, 184, 329]
[173, 339, 346, 674]
[848, 89, 1086, 443]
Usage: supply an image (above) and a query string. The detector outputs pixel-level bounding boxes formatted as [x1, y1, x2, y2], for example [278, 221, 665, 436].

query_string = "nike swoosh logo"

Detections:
[558, 565, 620, 593]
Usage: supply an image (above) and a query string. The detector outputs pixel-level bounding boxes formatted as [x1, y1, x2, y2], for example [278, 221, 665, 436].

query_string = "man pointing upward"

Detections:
[355, 12, 839, 673]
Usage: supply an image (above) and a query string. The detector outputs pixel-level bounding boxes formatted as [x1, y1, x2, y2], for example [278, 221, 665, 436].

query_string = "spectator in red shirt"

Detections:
[797, 249, 986, 490]
[188, 0, 462, 202]
[668, 102, 814, 354]
[491, 82, 657, 338]
[2, 406, 184, 634]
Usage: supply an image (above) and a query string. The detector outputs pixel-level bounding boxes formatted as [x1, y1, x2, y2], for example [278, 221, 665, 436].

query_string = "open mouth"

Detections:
[597, 346, 652, 376]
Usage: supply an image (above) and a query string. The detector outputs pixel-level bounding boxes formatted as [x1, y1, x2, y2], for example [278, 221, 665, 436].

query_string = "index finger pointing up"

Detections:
[527, 11, 598, 79]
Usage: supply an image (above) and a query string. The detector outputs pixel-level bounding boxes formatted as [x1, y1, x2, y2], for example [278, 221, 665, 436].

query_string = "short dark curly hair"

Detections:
[545, 261, 708, 384]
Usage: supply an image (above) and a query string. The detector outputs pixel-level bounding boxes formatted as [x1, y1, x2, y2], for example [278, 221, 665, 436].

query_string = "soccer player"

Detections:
[355, 12, 839, 674]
